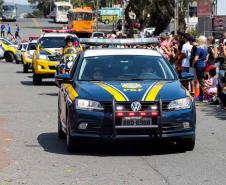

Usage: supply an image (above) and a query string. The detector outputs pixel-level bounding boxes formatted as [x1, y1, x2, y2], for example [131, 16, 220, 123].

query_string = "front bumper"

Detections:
[34, 59, 59, 75]
[68, 101, 196, 141]
[24, 58, 32, 66]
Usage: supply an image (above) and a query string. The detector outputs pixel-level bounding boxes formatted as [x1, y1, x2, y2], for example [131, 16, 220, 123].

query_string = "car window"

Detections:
[78, 55, 176, 81]
[0, 39, 13, 46]
[27, 43, 37, 50]
[39, 37, 79, 48]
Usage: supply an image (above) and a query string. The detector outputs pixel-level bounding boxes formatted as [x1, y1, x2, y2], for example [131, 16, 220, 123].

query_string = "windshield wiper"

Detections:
[129, 78, 146, 81]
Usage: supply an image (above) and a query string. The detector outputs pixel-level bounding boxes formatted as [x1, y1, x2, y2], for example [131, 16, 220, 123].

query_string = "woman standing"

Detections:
[193, 36, 208, 101]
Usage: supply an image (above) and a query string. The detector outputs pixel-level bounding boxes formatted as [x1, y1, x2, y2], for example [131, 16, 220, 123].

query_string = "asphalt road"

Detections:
[0, 18, 226, 185]
[0, 61, 226, 185]
[2, 18, 114, 40]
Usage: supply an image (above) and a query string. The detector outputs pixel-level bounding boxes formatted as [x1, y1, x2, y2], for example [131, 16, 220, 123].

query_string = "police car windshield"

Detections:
[27, 43, 36, 50]
[39, 37, 79, 48]
[78, 55, 176, 81]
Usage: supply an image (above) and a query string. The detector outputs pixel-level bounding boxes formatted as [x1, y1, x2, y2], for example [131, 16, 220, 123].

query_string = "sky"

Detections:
[4, 0, 29, 5]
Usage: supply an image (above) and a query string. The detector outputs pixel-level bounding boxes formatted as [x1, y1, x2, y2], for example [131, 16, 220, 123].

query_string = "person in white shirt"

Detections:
[181, 34, 193, 72]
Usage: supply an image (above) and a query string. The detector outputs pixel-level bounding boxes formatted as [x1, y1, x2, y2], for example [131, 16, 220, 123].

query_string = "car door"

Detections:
[17, 44, 22, 61]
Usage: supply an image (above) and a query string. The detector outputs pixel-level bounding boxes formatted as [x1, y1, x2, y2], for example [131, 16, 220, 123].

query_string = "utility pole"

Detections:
[96, 0, 99, 31]
[122, 0, 125, 35]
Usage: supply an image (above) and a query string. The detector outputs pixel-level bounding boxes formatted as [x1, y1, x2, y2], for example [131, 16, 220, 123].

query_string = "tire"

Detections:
[58, 106, 66, 139]
[177, 136, 195, 151]
[104, 19, 110, 24]
[23, 64, 29, 73]
[5, 52, 16, 63]
[33, 73, 42, 85]
[66, 111, 80, 153]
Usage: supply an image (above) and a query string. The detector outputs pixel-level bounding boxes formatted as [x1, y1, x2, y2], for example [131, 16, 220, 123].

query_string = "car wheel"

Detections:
[33, 73, 42, 85]
[66, 111, 80, 153]
[177, 136, 195, 151]
[5, 52, 15, 63]
[23, 64, 29, 73]
[58, 107, 66, 139]
[104, 19, 110, 24]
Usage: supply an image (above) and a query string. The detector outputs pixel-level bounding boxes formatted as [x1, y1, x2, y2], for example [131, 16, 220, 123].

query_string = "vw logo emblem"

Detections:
[131, 102, 141, 111]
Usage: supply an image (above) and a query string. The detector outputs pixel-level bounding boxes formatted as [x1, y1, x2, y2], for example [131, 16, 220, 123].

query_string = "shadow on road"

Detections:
[48, 20, 65, 25]
[39, 93, 58, 96]
[197, 103, 226, 120]
[37, 132, 185, 156]
[16, 71, 32, 74]
[20, 81, 56, 86]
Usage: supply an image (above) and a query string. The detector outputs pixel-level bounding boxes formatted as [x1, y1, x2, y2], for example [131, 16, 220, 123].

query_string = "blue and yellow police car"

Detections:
[56, 40, 196, 152]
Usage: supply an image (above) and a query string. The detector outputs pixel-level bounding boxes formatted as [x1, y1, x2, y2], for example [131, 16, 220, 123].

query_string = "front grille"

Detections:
[48, 56, 60, 61]
[100, 102, 113, 112]
[116, 102, 158, 111]
[49, 66, 56, 70]
[162, 102, 170, 111]
[162, 123, 184, 131]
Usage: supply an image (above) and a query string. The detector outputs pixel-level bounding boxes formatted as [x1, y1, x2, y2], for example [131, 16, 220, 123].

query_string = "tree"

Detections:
[125, 0, 193, 36]
[28, 0, 54, 17]
[0, 0, 4, 16]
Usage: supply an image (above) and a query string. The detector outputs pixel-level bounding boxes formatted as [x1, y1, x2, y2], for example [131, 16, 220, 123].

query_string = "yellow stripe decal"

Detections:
[64, 84, 78, 101]
[145, 81, 166, 101]
[185, 89, 192, 99]
[96, 82, 127, 101]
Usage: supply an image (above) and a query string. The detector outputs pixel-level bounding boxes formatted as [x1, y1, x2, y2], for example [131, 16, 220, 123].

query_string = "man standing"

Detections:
[1, 24, 6, 38]
[15, 24, 20, 39]
[181, 34, 193, 72]
[7, 24, 13, 37]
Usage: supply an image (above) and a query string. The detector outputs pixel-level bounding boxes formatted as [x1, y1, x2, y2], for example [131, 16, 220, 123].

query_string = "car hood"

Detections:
[74, 80, 189, 102]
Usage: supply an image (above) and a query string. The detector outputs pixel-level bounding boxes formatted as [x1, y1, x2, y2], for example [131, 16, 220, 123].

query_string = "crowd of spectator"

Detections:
[157, 32, 226, 109]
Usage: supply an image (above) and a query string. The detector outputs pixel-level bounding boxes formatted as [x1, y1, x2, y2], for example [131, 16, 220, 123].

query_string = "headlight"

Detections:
[75, 99, 104, 111]
[27, 55, 32, 59]
[38, 54, 48, 60]
[167, 97, 192, 110]
[66, 61, 73, 68]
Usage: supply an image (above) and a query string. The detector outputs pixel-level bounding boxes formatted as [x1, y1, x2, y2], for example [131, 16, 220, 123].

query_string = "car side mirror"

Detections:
[179, 72, 194, 82]
[55, 73, 72, 87]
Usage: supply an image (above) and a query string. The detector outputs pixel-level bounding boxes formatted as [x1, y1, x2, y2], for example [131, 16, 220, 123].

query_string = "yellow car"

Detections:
[0, 38, 18, 63]
[32, 32, 81, 85]
[21, 40, 37, 73]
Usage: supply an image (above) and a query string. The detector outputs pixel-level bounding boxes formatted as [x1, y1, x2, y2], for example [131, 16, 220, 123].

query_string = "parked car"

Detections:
[91, 32, 105, 38]
[141, 27, 156, 38]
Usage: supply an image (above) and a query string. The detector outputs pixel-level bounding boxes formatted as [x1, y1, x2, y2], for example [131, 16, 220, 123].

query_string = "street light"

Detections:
[122, 0, 125, 35]
[96, 0, 99, 31]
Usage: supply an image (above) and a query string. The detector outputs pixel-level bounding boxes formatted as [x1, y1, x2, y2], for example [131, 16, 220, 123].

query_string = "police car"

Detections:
[21, 39, 38, 73]
[32, 29, 81, 85]
[56, 39, 196, 152]
[0, 38, 18, 62]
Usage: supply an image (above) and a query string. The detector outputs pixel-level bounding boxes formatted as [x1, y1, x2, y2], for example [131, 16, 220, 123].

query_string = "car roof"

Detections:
[84, 49, 161, 57]
[28, 40, 37, 44]
[40, 33, 77, 38]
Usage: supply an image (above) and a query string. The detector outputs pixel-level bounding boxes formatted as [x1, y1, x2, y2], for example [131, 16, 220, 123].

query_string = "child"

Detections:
[203, 68, 218, 102]
[219, 78, 226, 110]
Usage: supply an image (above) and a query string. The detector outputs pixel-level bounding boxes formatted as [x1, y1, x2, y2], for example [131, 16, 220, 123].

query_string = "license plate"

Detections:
[121, 117, 152, 127]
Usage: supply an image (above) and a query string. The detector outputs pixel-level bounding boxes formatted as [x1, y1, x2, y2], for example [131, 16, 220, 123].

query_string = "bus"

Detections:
[67, 7, 93, 37]
[2, 3, 17, 22]
[99, 7, 122, 24]
[54, 1, 72, 23]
